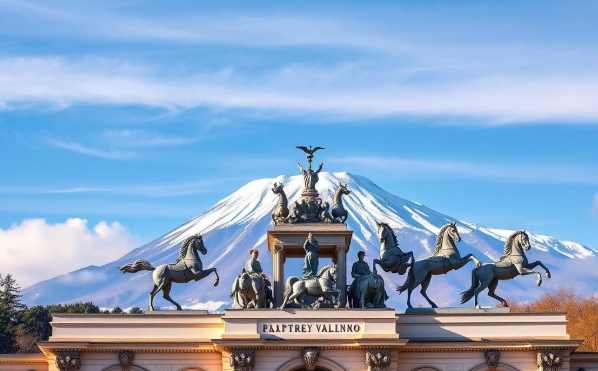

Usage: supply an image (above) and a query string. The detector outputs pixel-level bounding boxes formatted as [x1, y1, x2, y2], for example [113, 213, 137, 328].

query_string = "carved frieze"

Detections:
[55, 352, 81, 371]
[366, 349, 391, 371]
[302, 347, 320, 371]
[230, 349, 255, 371]
[119, 351, 134, 371]
[484, 349, 501, 370]
[537, 351, 563, 371]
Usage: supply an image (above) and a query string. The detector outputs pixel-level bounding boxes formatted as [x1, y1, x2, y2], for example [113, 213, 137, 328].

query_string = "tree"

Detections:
[510, 288, 598, 351]
[111, 306, 123, 314]
[129, 307, 143, 314]
[0, 274, 25, 354]
[19, 305, 52, 348]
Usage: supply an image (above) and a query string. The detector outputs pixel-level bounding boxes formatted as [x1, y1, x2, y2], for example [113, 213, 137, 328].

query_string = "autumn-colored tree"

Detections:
[510, 288, 598, 351]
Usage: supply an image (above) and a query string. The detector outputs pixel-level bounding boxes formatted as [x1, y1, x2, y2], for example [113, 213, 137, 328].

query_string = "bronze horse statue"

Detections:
[349, 273, 387, 308]
[280, 265, 340, 308]
[119, 233, 219, 311]
[373, 222, 413, 276]
[397, 223, 482, 308]
[231, 272, 271, 309]
[271, 182, 289, 223]
[461, 230, 551, 308]
[331, 183, 350, 223]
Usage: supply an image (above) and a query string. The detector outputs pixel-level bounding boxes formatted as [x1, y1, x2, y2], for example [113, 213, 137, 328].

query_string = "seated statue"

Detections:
[231, 249, 272, 308]
[348, 251, 387, 308]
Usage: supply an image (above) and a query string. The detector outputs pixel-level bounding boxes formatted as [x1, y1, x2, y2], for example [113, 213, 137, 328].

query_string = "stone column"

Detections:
[336, 245, 348, 307]
[273, 245, 285, 307]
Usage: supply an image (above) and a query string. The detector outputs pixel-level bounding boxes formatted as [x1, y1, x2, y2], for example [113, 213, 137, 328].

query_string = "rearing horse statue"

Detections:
[373, 222, 414, 276]
[331, 183, 350, 223]
[397, 223, 481, 308]
[271, 182, 289, 223]
[461, 230, 551, 308]
[119, 233, 220, 311]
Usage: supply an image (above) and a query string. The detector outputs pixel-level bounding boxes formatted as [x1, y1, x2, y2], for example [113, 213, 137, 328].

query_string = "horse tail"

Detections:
[460, 266, 480, 304]
[396, 265, 414, 294]
[119, 259, 155, 273]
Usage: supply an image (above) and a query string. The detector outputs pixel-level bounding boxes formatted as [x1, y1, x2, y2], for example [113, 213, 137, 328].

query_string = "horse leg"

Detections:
[162, 282, 183, 310]
[473, 276, 492, 309]
[527, 261, 551, 279]
[149, 284, 161, 311]
[487, 278, 508, 307]
[520, 267, 543, 286]
[193, 268, 220, 286]
[419, 274, 437, 308]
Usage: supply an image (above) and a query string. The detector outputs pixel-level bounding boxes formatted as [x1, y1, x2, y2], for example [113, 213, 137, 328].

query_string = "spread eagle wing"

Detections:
[296, 146, 311, 154]
[312, 146, 325, 153]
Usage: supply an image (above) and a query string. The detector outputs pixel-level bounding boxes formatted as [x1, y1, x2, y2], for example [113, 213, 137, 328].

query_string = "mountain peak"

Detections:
[22, 172, 597, 310]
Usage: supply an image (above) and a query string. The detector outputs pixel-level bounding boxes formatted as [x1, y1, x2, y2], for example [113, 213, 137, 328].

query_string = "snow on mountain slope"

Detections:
[22, 172, 598, 310]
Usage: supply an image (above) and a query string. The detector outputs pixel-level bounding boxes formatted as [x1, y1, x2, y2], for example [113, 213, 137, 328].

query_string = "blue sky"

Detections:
[1, 0, 598, 286]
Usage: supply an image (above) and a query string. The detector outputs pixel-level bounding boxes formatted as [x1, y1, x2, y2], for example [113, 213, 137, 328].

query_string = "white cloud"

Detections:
[46, 136, 137, 160]
[101, 129, 198, 147]
[0, 218, 143, 288]
[1, 56, 598, 124]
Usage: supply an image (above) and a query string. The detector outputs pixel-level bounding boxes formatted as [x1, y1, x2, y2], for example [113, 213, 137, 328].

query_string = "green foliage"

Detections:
[47, 302, 100, 314]
[129, 307, 143, 314]
[111, 306, 123, 314]
[20, 306, 52, 342]
[0, 274, 24, 354]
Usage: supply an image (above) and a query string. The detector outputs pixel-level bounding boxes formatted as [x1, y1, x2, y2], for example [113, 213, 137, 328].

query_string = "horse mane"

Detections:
[177, 233, 201, 262]
[433, 224, 452, 256]
[499, 231, 525, 260]
[379, 222, 398, 246]
[315, 265, 332, 277]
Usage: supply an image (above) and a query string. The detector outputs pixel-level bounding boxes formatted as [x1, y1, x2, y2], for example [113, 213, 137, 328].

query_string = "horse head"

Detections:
[338, 182, 351, 195]
[376, 222, 386, 243]
[271, 182, 284, 194]
[447, 222, 461, 243]
[194, 235, 207, 255]
[519, 230, 531, 251]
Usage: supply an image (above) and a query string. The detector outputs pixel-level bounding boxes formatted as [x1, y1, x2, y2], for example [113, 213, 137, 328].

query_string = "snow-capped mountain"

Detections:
[22, 172, 598, 311]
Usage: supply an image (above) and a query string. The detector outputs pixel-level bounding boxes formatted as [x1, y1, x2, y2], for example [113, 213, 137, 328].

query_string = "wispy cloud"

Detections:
[328, 156, 598, 185]
[1, 56, 598, 124]
[46, 136, 137, 160]
[101, 129, 199, 147]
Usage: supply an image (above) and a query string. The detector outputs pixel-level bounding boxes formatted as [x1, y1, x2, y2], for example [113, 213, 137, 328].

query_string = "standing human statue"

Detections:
[297, 162, 323, 192]
[302, 233, 320, 278]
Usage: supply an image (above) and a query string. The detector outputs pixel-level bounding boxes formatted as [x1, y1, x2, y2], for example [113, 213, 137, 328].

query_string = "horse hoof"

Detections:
[214, 280, 219, 287]
[475, 305, 481, 309]
[546, 272, 551, 279]
[536, 280, 542, 286]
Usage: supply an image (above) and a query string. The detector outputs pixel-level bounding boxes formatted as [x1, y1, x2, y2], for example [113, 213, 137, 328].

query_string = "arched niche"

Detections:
[469, 363, 521, 371]
[276, 356, 347, 371]
[411, 367, 443, 371]
[178, 368, 208, 371]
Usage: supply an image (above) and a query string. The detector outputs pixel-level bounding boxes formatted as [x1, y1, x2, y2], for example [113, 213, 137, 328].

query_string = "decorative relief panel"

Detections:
[302, 347, 320, 371]
[366, 349, 391, 371]
[119, 351, 134, 371]
[537, 351, 563, 371]
[484, 349, 501, 370]
[55, 352, 81, 371]
[230, 349, 255, 371]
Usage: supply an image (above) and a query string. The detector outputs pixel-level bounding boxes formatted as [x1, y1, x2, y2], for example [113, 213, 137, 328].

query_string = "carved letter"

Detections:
[302, 347, 320, 371]
[55, 352, 81, 371]
[119, 351, 134, 371]
[366, 349, 392, 371]
[537, 351, 563, 371]
[484, 349, 501, 370]
[230, 349, 255, 371]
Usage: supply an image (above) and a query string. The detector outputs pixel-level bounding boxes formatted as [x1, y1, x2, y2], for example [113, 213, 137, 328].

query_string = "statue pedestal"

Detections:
[301, 189, 320, 203]
[267, 223, 353, 308]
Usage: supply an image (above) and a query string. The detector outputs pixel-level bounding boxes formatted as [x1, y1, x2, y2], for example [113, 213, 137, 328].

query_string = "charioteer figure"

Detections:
[302, 233, 320, 279]
[230, 249, 272, 308]
[350, 251, 371, 293]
